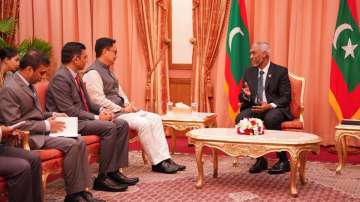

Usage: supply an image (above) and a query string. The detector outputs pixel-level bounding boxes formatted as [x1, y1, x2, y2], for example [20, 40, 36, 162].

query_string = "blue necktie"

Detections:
[257, 70, 265, 104]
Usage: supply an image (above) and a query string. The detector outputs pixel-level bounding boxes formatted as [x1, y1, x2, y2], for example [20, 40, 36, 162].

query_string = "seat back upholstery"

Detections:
[288, 72, 305, 122]
[34, 80, 49, 112]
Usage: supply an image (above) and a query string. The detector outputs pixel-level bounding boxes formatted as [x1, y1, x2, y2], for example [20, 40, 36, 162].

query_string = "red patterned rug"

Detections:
[45, 152, 360, 202]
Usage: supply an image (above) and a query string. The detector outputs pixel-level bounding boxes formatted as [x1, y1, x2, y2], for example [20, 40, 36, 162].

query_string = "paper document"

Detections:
[49, 117, 79, 137]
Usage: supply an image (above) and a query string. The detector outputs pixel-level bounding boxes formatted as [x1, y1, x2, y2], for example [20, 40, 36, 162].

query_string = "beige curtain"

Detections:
[18, 0, 147, 109]
[135, 0, 171, 113]
[191, 0, 230, 112]
[212, 0, 360, 145]
[0, 0, 20, 45]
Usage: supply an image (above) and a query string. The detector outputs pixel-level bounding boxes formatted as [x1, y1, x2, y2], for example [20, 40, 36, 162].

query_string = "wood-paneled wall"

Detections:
[169, 64, 192, 105]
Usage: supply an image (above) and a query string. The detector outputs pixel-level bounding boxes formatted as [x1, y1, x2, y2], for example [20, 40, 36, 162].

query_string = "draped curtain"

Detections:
[135, 0, 171, 113]
[191, 0, 230, 112]
[212, 0, 360, 145]
[0, 0, 20, 45]
[17, 0, 147, 110]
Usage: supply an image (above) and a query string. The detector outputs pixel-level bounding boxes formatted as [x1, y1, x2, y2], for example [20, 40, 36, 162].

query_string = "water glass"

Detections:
[191, 102, 198, 114]
[167, 102, 173, 114]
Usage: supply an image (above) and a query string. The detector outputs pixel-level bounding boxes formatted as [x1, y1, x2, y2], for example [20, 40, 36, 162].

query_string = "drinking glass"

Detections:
[167, 102, 173, 114]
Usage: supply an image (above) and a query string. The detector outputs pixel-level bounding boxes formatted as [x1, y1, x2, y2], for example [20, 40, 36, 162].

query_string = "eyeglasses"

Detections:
[107, 49, 117, 55]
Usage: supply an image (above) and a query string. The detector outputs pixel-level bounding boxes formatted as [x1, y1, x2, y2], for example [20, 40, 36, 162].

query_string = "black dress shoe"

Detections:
[167, 159, 186, 171]
[93, 175, 128, 192]
[64, 192, 87, 202]
[152, 160, 178, 174]
[268, 160, 290, 175]
[249, 157, 268, 174]
[82, 191, 106, 202]
[108, 171, 139, 186]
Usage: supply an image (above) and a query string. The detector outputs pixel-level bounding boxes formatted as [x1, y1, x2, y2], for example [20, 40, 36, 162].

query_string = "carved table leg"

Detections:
[289, 152, 299, 197]
[42, 172, 49, 195]
[195, 142, 204, 188]
[341, 136, 347, 168]
[335, 133, 344, 174]
[170, 128, 176, 154]
[212, 148, 218, 178]
[298, 151, 307, 185]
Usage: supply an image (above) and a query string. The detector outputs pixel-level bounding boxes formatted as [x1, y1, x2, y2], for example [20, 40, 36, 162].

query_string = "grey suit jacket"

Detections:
[0, 73, 52, 149]
[46, 65, 101, 123]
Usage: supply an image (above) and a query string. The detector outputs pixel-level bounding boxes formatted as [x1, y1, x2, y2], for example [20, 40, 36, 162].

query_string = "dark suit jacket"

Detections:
[46, 65, 101, 126]
[239, 62, 292, 120]
[0, 73, 52, 148]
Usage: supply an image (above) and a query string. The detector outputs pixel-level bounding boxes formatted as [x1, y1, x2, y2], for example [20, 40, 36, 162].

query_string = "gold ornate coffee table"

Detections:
[335, 124, 360, 174]
[187, 128, 321, 197]
[162, 113, 217, 154]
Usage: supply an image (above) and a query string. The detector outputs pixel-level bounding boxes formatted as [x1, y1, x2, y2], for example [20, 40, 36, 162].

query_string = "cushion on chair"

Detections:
[82, 135, 100, 145]
[34, 80, 49, 112]
[40, 158, 64, 173]
[36, 149, 63, 161]
[289, 75, 302, 119]
[281, 119, 303, 130]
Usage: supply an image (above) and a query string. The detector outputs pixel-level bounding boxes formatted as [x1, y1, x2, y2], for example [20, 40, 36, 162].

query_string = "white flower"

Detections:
[236, 118, 264, 135]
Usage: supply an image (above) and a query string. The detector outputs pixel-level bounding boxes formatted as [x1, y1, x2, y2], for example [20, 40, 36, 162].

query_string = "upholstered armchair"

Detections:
[32, 80, 147, 193]
[233, 72, 305, 167]
[281, 72, 305, 131]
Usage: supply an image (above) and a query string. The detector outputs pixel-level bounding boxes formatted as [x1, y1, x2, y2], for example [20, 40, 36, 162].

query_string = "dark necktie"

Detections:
[29, 84, 36, 96]
[29, 84, 42, 110]
[75, 74, 90, 112]
[257, 70, 265, 104]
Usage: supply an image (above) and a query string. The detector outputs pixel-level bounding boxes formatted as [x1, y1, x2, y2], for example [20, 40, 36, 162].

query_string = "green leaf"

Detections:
[17, 38, 52, 58]
[0, 18, 16, 35]
[0, 37, 10, 49]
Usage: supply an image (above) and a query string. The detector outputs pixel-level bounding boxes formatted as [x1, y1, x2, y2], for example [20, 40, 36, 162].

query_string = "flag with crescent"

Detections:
[329, 0, 360, 120]
[225, 0, 250, 120]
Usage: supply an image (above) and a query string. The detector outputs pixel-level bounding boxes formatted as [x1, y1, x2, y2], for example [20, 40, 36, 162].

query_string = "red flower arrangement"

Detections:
[236, 118, 264, 135]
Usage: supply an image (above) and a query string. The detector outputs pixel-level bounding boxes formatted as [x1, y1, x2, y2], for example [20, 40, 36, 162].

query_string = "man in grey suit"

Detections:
[0, 125, 42, 202]
[0, 50, 105, 202]
[46, 42, 139, 192]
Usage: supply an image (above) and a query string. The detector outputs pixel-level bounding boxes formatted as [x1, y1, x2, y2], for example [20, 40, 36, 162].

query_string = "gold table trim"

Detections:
[188, 136, 320, 197]
[335, 125, 360, 174]
[162, 114, 217, 154]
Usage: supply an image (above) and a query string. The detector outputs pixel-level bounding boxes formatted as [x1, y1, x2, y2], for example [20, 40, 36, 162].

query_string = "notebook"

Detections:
[49, 117, 79, 137]
[341, 119, 360, 126]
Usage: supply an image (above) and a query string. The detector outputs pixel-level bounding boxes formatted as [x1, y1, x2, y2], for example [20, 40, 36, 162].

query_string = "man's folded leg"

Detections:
[118, 112, 185, 174]
[80, 119, 138, 190]
[41, 136, 103, 200]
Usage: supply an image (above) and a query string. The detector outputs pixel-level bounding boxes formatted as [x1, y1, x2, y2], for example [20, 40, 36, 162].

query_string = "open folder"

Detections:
[49, 117, 79, 137]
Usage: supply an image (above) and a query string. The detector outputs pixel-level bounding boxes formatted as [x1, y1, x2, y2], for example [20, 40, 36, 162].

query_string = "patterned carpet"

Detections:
[45, 151, 360, 202]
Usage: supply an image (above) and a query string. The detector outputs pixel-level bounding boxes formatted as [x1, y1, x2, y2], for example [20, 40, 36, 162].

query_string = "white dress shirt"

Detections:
[258, 61, 277, 108]
[83, 70, 130, 113]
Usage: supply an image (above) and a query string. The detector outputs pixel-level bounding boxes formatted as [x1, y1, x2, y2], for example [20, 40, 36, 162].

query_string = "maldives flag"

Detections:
[225, 0, 250, 120]
[329, 0, 360, 120]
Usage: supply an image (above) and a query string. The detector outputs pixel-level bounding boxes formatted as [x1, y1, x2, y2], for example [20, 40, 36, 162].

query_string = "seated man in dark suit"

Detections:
[0, 125, 42, 202]
[236, 42, 293, 175]
[46, 42, 139, 192]
[0, 50, 105, 202]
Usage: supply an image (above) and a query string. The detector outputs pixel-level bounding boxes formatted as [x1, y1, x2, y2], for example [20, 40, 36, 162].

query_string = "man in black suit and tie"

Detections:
[0, 125, 42, 202]
[46, 42, 139, 192]
[236, 42, 293, 175]
[0, 50, 105, 202]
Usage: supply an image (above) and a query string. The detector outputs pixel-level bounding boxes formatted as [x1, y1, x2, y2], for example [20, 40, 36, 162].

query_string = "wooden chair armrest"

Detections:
[2, 131, 30, 150]
[20, 131, 30, 150]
